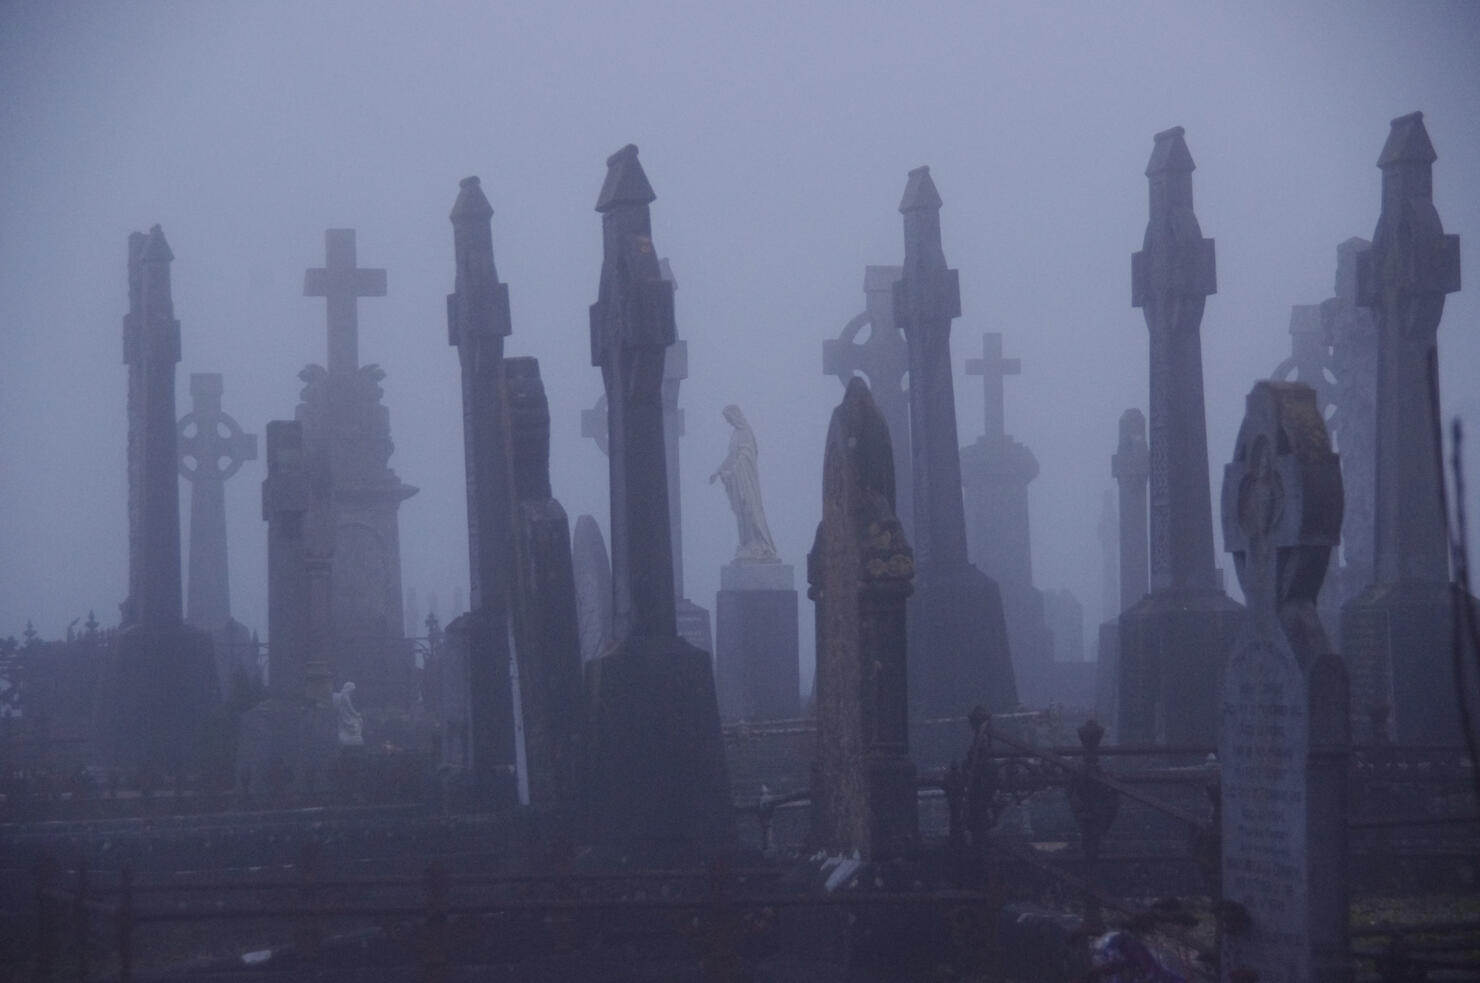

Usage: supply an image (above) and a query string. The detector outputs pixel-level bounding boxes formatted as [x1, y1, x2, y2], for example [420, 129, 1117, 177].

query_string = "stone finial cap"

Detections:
[450, 175, 494, 223]
[899, 166, 943, 213]
[1145, 126, 1196, 176]
[1377, 111, 1436, 167]
[596, 144, 656, 212]
[1118, 407, 1146, 443]
[142, 224, 174, 263]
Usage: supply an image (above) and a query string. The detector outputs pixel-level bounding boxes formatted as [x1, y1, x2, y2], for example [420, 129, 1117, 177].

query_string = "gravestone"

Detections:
[713, 406, 799, 720]
[238, 419, 337, 800]
[505, 356, 585, 818]
[825, 265, 913, 542]
[893, 166, 1017, 726]
[106, 226, 219, 774]
[1339, 112, 1467, 745]
[298, 229, 418, 713]
[579, 260, 713, 658]
[1098, 489, 1117, 627]
[572, 514, 614, 663]
[1098, 409, 1150, 736]
[959, 333, 1055, 704]
[582, 145, 734, 860]
[1118, 128, 1246, 747]
[178, 372, 258, 694]
[1219, 380, 1350, 983]
[808, 377, 918, 859]
[445, 176, 518, 804]
[1324, 238, 1378, 603]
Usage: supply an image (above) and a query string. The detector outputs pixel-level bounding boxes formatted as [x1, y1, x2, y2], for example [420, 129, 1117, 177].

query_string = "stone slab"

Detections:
[715, 587, 800, 721]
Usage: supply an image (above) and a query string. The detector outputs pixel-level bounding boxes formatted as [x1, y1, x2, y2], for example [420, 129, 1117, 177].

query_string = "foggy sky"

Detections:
[3, 1, 1478, 694]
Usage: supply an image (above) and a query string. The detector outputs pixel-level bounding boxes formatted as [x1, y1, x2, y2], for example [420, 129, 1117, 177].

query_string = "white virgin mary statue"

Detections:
[710, 404, 780, 563]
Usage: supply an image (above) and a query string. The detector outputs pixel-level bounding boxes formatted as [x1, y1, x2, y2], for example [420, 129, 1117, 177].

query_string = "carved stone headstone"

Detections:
[178, 372, 258, 693]
[825, 265, 912, 541]
[893, 167, 1017, 727]
[1118, 128, 1246, 747]
[1219, 381, 1350, 983]
[582, 145, 734, 860]
[298, 229, 418, 713]
[572, 514, 614, 664]
[505, 356, 585, 818]
[107, 226, 219, 774]
[445, 177, 518, 804]
[1339, 112, 1467, 745]
[959, 333, 1054, 704]
[809, 377, 918, 859]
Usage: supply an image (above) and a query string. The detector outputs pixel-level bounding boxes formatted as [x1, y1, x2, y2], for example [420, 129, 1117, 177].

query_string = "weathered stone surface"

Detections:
[106, 226, 219, 773]
[179, 372, 258, 692]
[825, 265, 912, 541]
[1219, 380, 1350, 983]
[893, 167, 1017, 718]
[960, 333, 1054, 704]
[808, 378, 918, 859]
[572, 514, 614, 664]
[299, 229, 417, 712]
[445, 177, 517, 802]
[583, 145, 734, 860]
[505, 356, 585, 818]
[1339, 112, 1467, 745]
[1112, 408, 1150, 612]
[1118, 128, 1245, 747]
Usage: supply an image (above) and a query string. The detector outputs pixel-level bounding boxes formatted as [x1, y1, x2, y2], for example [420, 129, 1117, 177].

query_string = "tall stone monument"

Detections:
[893, 166, 1017, 725]
[959, 332, 1054, 703]
[713, 405, 800, 720]
[572, 514, 614, 664]
[1324, 238, 1379, 604]
[298, 229, 418, 712]
[582, 145, 734, 859]
[824, 265, 913, 541]
[445, 177, 518, 804]
[1118, 127, 1245, 747]
[809, 378, 918, 859]
[1097, 408, 1151, 734]
[579, 260, 713, 658]
[1340, 112, 1467, 745]
[1220, 381, 1350, 983]
[505, 356, 586, 818]
[109, 226, 219, 773]
[178, 372, 258, 693]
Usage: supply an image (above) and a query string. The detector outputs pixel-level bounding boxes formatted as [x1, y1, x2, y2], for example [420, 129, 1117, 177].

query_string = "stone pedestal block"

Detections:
[716, 562, 799, 721]
[1116, 589, 1245, 747]
[1340, 580, 1472, 746]
[103, 624, 218, 774]
[583, 635, 736, 863]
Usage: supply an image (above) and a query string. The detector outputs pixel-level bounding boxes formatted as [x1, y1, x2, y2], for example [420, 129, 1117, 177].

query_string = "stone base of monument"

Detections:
[996, 579, 1056, 707]
[1116, 588, 1246, 747]
[716, 562, 799, 721]
[102, 623, 219, 774]
[676, 596, 713, 656]
[908, 563, 1018, 725]
[1340, 579, 1474, 746]
[236, 696, 338, 801]
[582, 634, 736, 863]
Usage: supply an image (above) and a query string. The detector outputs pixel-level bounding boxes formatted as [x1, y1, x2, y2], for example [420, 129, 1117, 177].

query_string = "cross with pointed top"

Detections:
[304, 229, 386, 377]
[966, 332, 1020, 444]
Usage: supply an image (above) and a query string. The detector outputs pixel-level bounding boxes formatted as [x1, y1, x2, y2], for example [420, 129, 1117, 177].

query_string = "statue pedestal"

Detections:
[583, 634, 736, 864]
[716, 562, 799, 721]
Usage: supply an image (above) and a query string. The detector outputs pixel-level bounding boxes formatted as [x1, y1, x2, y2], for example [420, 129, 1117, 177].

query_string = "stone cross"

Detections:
[1131, 126, 1219, 593]
[1273, 305, 1337, 417]
[966, 332, 1020, 452]
[446, 175, 518, 803]
[305, 229, 386, 378]
[1112, 408, 1149, 612]
[589, 144, 679, 640]
[1323, 237, 1377, 591]
[825, 265, 912, 538]
[179, 373, 257, 630]
[1358, 111, 1460, 585]
[808, 377, 918, 859]
[1219, 380, 1349, 983]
